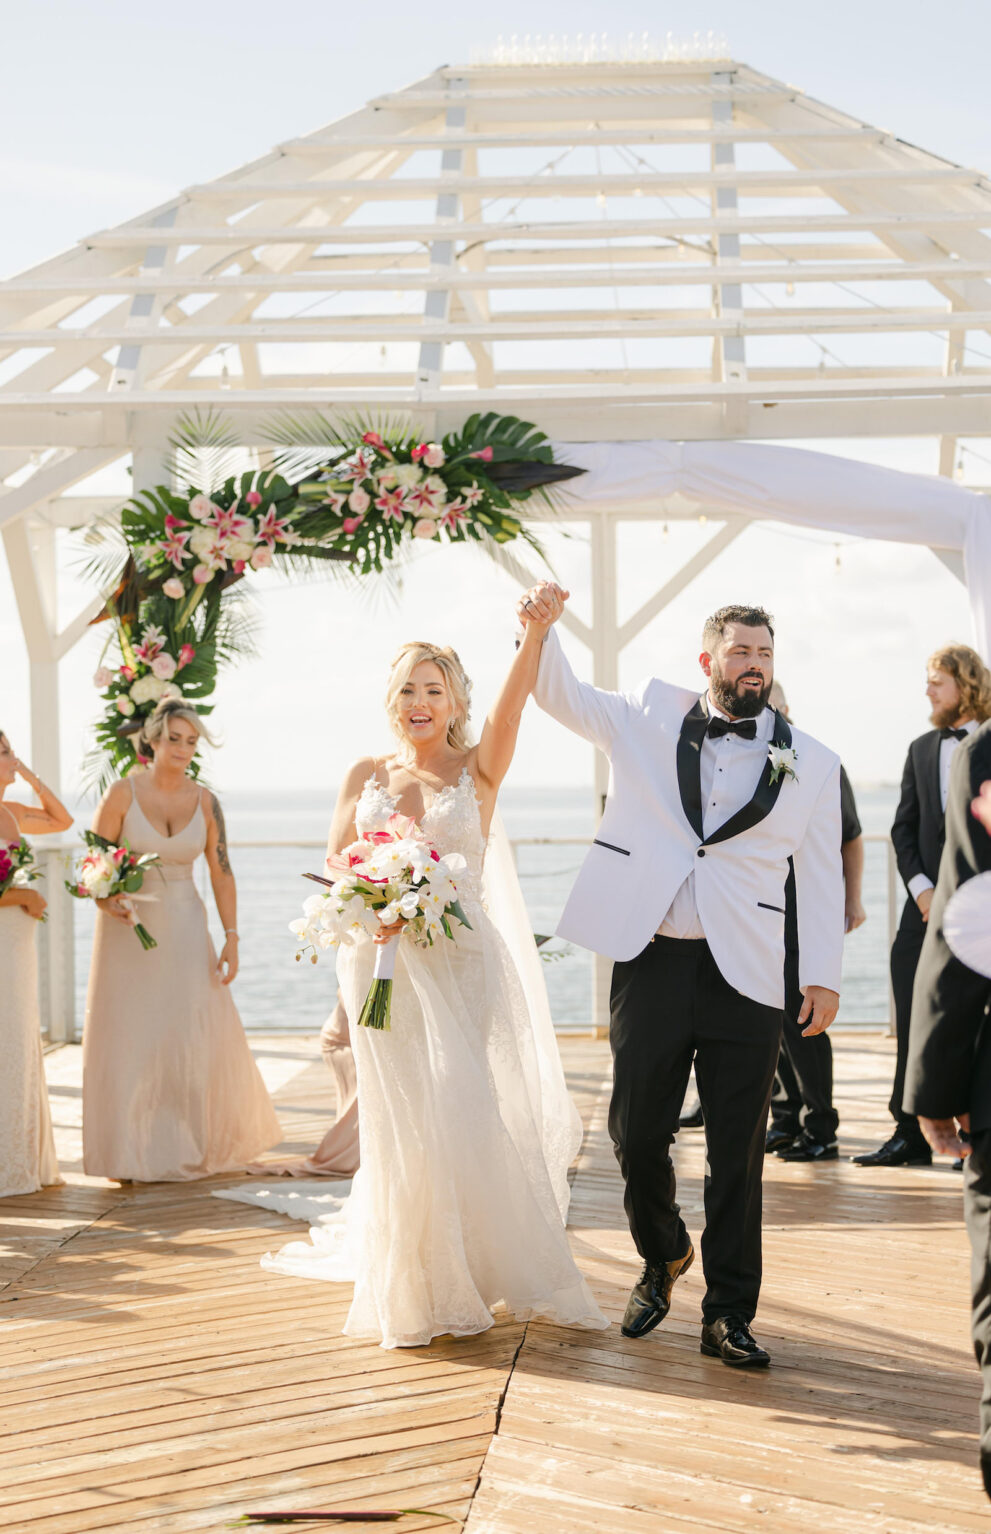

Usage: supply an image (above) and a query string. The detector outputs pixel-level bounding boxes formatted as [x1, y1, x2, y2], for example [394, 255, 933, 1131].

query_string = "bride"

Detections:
[220, 597, 606, 1348]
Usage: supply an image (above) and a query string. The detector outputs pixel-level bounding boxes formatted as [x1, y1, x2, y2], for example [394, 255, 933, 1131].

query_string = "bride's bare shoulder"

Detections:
[339, 756, 384, 797]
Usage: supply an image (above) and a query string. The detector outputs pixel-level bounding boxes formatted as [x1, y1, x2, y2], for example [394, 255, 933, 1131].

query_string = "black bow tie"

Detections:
[707, 717, 757, 741]
[941, 727, 969, 741]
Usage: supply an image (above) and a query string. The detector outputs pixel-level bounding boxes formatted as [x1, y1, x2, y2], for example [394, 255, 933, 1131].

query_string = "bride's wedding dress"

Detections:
[217, 768, 606, 1348]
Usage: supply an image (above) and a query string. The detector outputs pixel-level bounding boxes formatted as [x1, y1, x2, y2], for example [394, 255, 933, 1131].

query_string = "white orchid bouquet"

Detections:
[290, 813, 471, 1030]
[66, 830, 162, 950]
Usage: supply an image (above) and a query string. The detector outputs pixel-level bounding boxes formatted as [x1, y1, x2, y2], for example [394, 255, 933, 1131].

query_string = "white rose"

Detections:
[348, 486, 370, 514]
[225, 537, 256, 562]
[130, 674, 166, 705]
[413, 518, 439, 539]
[423, 443, 445, 468]
[151, 653, 177, 681]
[376, 469, 399, 490]
[162, 577, 185, 599]
[93, 667, 114, 689]
[189, 526, 218, 558]
[250, 546, 272, 570]
[394, 463, 423, 489]
[160, 682, 182, 700]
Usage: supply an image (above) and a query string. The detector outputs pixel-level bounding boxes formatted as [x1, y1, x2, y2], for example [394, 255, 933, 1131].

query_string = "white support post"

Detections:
[589, 513, 618, 1032]
[416, 80, 467, 396]
[3, 516, 76, 1042]
[711, 71, 747, 435]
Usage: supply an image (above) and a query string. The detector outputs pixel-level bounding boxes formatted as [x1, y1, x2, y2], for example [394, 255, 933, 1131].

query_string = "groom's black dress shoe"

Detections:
[620, 1244, 695, 1338]
[678, 1101, 705, 1130]
[765, 1126, 797, 1154]
[777, 1131, 839, 1163]
[700, 1315, 771, 1369]
[851, 1132, 932, 1168]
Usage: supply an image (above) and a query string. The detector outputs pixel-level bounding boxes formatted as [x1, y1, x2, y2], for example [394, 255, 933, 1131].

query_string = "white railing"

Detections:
[42, 833, 900, 1042]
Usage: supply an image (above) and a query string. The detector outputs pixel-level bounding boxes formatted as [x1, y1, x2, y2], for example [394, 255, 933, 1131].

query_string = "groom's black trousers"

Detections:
[609, 935, 784, 1323]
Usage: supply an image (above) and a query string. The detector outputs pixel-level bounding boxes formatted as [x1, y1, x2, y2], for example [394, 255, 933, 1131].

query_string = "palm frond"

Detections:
[166, 407, 245, 495]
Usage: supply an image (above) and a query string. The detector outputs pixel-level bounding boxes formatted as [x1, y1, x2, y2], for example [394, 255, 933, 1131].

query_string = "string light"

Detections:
[834, 543, 842, 570]
[662, 522, 669, 540]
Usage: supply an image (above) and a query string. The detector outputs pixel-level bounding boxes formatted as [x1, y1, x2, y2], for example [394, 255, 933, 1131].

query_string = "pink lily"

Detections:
[256, 507, 295, 546]
[405, 483, 441, 515]
[207, 506, 250, 539]
[374, 487, 406, 523]
[160, 528, 191, 568]
[164, 512, 188, 533]
[440, 500, 468, 533]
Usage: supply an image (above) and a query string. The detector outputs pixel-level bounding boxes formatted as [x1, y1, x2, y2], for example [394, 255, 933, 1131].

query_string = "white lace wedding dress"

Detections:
[217, 769, 606, 1348]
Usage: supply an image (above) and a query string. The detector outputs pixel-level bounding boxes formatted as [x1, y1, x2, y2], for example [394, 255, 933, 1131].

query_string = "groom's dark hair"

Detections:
[702, 605, 775, 649]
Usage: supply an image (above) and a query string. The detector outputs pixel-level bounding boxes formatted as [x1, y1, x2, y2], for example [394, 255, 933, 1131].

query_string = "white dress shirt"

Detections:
[658, 698, 776, 939]
[907, 718, 979, 901]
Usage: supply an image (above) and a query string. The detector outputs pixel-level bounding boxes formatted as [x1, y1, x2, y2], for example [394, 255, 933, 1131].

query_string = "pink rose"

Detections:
[192, 564, 214, 585]
[162, 577, 184, 599]
[413, 518, 439, 539]
[93, 667, 114, 689]
[250, 545, 272, 570]
[348, 485, 370, 514]
[245, 490, 263, 508]
[342, 515, 365, 535]
[188, 494, 214, 521]
[151, 653, 177, 681]
[423, 443, 445, 469]
[178, 644, 196, 670]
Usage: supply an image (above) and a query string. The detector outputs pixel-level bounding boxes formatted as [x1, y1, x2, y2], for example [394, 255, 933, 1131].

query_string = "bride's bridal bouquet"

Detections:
[65, 831, 162, 950]
[290, 814, 471, 1030]
[0, 838, 41, 898]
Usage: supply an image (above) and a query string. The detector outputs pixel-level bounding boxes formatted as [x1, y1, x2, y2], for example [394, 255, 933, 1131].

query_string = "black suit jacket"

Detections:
[904, 722, 991, 1127]
[890, 729, 946, 932]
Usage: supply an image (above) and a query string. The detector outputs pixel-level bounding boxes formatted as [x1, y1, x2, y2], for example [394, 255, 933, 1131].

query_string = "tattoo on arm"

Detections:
[210, 794, 232, 875]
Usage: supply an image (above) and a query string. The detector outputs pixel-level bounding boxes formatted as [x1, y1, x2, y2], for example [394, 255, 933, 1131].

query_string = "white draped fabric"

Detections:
[554, 440, 991, 655]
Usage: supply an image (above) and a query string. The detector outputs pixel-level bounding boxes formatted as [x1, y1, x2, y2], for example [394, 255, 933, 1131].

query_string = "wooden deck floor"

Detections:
[0, 1033, 984, 1533]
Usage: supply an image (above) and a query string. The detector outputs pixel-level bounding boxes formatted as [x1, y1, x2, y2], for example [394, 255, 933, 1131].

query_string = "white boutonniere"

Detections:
[768, 743, 798, 785]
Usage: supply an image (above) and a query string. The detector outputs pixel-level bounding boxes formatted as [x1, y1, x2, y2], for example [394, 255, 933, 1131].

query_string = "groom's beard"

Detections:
[709, 665, 772, 720]
[930, 701, 963, 730]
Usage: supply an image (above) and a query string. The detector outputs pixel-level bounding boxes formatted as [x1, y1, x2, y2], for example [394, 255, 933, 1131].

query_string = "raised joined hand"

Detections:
[516, 582, 570, 631]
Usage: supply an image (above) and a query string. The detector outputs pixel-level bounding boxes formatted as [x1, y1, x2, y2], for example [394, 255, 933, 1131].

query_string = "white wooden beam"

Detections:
[618, 519, 747, 646]
[0, 449, 121, 530]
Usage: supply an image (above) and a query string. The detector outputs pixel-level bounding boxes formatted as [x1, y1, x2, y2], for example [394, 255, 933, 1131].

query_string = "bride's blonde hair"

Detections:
[385, 642, 473, 753]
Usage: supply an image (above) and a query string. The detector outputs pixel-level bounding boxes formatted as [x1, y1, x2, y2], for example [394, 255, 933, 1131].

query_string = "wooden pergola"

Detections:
[3, 48, 990, 1032]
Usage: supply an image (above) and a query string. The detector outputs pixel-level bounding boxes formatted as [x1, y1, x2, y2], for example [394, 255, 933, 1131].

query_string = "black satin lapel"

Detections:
[704, 711, 793, 847]
[922, 730, 942, 825]
[677, 697, 708, 841]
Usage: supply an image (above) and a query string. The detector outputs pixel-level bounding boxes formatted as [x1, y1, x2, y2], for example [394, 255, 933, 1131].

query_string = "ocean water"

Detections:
[69, 784, 900, 1034]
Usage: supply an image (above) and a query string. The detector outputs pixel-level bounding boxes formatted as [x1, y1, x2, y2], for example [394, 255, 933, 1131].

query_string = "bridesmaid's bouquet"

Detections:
[290, 814, 471, 1030]
[0, 837, 41, 897]
[65, 831, 162, 950]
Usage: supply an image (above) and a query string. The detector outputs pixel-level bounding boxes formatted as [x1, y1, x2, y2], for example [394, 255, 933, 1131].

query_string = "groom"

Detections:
[519, 587, 844, 1367]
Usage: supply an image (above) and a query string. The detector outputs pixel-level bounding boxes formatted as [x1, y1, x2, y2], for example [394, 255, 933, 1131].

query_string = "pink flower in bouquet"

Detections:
[208, 506, 250, 540]
[361, 430, 392, 458]
[325, 490, 348, 516]
[120, 665, 135, 681]
[162, 577, 185, 599]
[462, 481, 485, 508]
[337, 448, 376, 481]
[160, 528, 191, 569]
[245, 490, 263, 508]
[192, 564, 214, 585]
[177, 644, 196, 670]
[423, 443, 445, 469]
[164, 513, 186, 533]
[135, 625, 165, 663]
[93, 666, 114, 689]
[256, 507, 295, 546]
[411, 443, 429, 462]
[116, 697, 135, 716]
[188, 493, 216, 521]
[405, 482, 442, 515]
[470, 445, 494, 461]
[250, 545, 272, 570]
[413, 518, 438, 539]
[342, 515, 364, 535]
[348, 486, 371, 514]
[440, 501, 468, 533]
[151, 653, 177, 681]
[374, 487, 405, 523]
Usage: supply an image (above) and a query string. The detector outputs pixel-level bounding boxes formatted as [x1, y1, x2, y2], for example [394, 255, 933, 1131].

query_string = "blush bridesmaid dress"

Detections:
[82, 781, 282, 1181]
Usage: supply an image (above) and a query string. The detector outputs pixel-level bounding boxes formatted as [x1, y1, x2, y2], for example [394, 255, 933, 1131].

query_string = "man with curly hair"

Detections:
[854, 643, 991, 1168]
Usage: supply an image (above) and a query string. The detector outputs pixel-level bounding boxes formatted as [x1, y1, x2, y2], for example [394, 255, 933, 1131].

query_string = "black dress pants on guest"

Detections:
[608, 936, 783, 1323]
[890, 906, 928, 1133]
[965, 1129, 991, 1499]
[770, 942, 839, 1144]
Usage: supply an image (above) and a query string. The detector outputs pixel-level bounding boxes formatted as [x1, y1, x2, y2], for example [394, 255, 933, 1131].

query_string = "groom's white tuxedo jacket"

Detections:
[534, 629, 844, 1009]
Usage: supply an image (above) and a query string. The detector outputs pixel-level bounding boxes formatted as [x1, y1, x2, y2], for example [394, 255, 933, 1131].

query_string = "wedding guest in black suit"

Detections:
[904, 723, 991, 1497]
[765, 683, 867, 1163]
[854, 644, 991, 1168]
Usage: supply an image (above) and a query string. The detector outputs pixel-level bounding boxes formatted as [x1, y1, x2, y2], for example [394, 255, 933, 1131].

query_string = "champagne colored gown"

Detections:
[82, 783, 282, 1181]
[0, 903, 61, 1197]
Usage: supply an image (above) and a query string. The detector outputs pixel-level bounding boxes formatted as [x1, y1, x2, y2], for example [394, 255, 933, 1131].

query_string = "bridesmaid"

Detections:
[0, 731, 72, 1198]
[82, 698, 281, 1181]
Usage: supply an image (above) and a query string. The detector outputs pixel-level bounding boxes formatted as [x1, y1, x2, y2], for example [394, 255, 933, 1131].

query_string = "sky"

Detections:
[0, 0, 987, 798]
